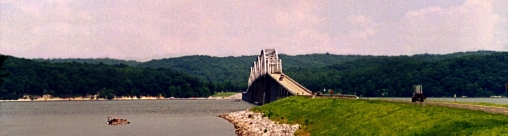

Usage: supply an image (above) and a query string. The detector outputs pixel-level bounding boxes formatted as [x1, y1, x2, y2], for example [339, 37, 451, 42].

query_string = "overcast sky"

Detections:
[1, 0, 507, 61]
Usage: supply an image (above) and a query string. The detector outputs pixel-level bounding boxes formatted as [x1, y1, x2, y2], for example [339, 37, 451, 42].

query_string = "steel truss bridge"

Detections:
[242, 49, 312, 105]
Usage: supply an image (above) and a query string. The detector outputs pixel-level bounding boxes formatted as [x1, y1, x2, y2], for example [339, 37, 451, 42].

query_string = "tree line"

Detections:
[285, 52, 508, 97]
[1, 50, 503, 99]
[0, 56, 234, 100]
[33, 51, 496, 94]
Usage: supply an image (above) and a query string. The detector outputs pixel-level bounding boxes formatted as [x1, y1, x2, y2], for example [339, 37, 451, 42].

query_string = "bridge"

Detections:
[242, 49, 312, 105]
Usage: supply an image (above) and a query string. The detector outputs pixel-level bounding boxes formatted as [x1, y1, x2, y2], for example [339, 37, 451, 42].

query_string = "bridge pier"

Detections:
[243, 75, 292, 105]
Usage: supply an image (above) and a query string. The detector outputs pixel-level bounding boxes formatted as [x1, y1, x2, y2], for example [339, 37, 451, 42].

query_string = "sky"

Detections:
[1, 0, 507, 61]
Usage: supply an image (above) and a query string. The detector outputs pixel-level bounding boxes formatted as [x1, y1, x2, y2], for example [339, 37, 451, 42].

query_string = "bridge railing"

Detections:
[282, 75, 312, 94]
[268, 59, 282, 74]
[248, 50, 282, 87]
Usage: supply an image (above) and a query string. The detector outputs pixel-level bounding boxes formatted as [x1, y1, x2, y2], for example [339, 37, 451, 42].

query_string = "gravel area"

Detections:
[219, 110, 300, 136]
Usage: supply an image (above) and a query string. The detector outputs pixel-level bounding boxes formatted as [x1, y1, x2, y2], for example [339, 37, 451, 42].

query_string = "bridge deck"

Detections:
[268, 73, 312, 96]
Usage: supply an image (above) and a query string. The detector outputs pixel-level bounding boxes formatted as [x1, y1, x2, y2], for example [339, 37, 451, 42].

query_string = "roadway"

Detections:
[426, 101, 508, 115]
[386, 99, 508, 115]
[268, 73, 312, 96]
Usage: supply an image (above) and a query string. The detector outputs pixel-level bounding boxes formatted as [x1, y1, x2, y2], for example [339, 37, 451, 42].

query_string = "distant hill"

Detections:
[138, 55, 255, 90]
[2, 50, 503, 100]
[139, 50, 498, 87]
[285, 51, 508, 97]
[0, 56, 212, 100]
[136, 54, 369, 89]
[29, 50, 500, 92]
[33, 58, 141, 66]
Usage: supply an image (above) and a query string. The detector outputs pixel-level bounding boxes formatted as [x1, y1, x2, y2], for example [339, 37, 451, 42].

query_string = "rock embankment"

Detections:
[219, 110, 299, 136]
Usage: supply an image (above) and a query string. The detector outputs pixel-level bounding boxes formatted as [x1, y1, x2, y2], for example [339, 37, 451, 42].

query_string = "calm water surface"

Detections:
[0, 100, 255, 136]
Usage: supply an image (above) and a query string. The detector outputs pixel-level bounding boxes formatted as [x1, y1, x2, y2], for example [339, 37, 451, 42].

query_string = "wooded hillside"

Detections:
[0, 57, 213, 100]
[1, 50, 504, 99]
[286, 51, 507, 97]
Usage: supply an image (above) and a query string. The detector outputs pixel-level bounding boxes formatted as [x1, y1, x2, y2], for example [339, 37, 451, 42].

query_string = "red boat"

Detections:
[107, 117, 130, 125]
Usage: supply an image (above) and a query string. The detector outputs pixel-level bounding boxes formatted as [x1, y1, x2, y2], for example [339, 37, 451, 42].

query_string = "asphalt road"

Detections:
[388, 100, 508, 115]
[268, 73, 312, 96]
[425, 101, 508, 115]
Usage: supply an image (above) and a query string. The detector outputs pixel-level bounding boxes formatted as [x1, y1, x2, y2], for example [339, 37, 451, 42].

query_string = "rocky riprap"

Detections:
[219, 110, 300, 136]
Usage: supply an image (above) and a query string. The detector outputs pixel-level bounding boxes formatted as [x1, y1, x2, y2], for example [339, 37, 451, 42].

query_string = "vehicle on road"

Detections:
[412, 92, 426, 102]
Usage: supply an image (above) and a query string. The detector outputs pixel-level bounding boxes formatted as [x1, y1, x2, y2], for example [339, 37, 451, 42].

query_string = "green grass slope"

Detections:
[252, 97, 508, 136]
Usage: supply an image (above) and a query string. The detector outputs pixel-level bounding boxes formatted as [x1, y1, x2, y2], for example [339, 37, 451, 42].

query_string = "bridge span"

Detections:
[242, 49, 312, 105]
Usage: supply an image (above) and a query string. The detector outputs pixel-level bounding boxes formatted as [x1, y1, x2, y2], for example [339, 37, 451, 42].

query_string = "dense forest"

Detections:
[0, 55, 9, 87]
[32, 58, 141, 66]
[1, 50, 506, 100]
[36, 51, 496, 92]
[286, 52, 508, 97]
[0, 56, 223, 100]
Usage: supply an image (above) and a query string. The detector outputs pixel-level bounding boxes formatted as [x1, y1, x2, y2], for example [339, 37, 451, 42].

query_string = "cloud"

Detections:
[0, 0, 506, 61]
[327, 0, 505, 55]
[392, 0, 503, 54]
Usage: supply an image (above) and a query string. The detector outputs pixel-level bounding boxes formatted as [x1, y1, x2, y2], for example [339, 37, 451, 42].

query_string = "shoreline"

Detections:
[219, 110, 299, 136]
[0, 96, 242, 102]
[1, 93, 243, 102]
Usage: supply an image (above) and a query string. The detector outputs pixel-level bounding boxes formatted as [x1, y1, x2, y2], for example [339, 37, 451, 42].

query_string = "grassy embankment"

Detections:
[211, 92, 238, 97]
[251, 96, 508, 136]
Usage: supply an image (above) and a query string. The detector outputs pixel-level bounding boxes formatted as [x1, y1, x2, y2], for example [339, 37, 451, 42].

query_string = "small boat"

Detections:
[107, 116, 130, 125]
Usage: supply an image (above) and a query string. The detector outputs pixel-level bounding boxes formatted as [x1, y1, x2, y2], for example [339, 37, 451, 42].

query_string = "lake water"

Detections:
[365, 97, 508, 105]
[0, 100, 255, 136]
